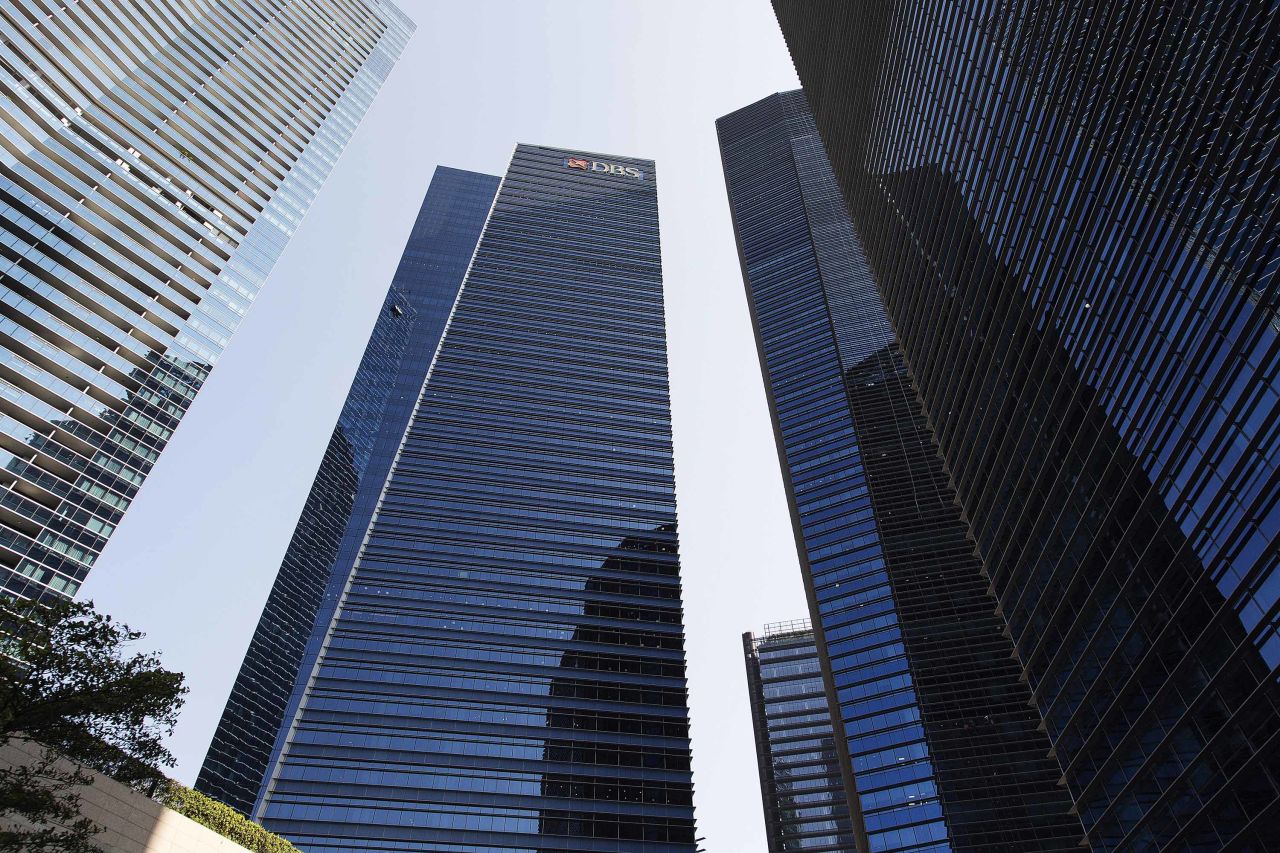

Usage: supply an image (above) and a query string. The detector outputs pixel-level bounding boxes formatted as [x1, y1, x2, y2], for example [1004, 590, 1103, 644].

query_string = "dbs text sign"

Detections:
[565, 157, 644, 179]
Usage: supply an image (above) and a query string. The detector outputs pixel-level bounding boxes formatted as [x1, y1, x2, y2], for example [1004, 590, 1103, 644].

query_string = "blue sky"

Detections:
[82, 3, 805, 849]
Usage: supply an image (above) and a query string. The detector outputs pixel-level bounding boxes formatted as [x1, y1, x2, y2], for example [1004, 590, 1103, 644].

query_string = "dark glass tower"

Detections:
[248, 145, 697, 853]
[744, 621, 857, 853]
[721, 90, 1082, 853]
[196, 166, 500, 816]
[769, 4, 1280, 850]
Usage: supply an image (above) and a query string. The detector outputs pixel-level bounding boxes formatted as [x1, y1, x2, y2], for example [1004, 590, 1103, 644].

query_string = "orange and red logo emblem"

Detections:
[563, 157, 644, 179]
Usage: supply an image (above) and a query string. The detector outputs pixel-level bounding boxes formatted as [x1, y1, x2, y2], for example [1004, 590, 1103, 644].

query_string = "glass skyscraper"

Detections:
[196, 166, 500, 816]
[721, 90, 1081, 853]
[218, 145, 696, 852]
[767, 3, 1280, 850]
[0, 0, 411, 601]
[744, 620, 857, 853]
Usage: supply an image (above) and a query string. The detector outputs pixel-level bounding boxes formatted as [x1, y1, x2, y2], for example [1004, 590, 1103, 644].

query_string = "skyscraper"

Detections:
[743, 620, 857, 853]
[721, 90, 1081, 853]
[229, 145, 697, 853]
[0, 0, 412, 601]
[767, 4, 1280, 849]
[195, 166, 500, 816]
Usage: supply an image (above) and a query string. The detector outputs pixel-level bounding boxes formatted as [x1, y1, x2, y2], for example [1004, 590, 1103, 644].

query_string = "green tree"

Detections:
[0, 597, 186, 853]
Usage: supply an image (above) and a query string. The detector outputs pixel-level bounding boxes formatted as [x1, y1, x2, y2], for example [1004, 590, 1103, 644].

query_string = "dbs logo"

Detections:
[564, 158, 644, 179]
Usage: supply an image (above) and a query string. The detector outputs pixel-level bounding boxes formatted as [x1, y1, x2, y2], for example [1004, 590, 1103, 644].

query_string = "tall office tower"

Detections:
[238, 145, 696, 853]
[195, 166, 499, 816]
[769, 4, 1280, 850]
[0, 0, 412, 601]
[743, 620, 857, 853]
[721, 90, 1081, 853]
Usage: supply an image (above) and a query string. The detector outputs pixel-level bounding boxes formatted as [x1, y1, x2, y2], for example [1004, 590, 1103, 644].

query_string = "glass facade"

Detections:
[744, 620, 857, 853]
[720, 90, 1080, 853]
[252, 144, 697, 852]
[0, 0, 412, 601]
[772, 2, 1280, 850]
[196, 166, 499, 816]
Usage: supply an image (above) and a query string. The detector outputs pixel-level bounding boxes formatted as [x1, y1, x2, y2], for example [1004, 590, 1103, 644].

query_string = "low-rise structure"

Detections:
[1, 737, 287, 853]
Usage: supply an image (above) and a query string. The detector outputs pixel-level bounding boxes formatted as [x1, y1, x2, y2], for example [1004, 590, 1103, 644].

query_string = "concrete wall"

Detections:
[1, 738, 253, 853]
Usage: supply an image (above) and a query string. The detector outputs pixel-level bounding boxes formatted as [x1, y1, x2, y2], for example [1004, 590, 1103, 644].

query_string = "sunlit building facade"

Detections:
[196, 166, 499, 816]
[770, 3, 1280, 849]
[0, 0, 412, 600]
[744, 620, 857, 853]
[251, 145, 698, 853]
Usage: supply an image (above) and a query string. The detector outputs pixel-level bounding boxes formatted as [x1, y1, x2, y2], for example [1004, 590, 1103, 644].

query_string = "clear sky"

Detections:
[81, 3, 806, 850]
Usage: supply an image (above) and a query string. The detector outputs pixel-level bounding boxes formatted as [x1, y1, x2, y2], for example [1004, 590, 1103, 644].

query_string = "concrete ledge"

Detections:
[1, 738, 253, 853]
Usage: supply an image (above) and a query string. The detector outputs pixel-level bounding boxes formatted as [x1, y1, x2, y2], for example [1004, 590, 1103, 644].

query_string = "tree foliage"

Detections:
[0, 750, 98, 853]
[159, 783, 300, 853]
[0, 597, 186, 852]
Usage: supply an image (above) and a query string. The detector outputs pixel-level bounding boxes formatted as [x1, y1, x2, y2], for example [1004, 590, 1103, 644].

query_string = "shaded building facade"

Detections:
[770, 3, 1280, 850]
[196, 166, 499, 816]
[720, 90, 1081, 852]
[0, 0, 411, 600]
[744, 621, 857, 853]
[250, 145, 697, 852]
